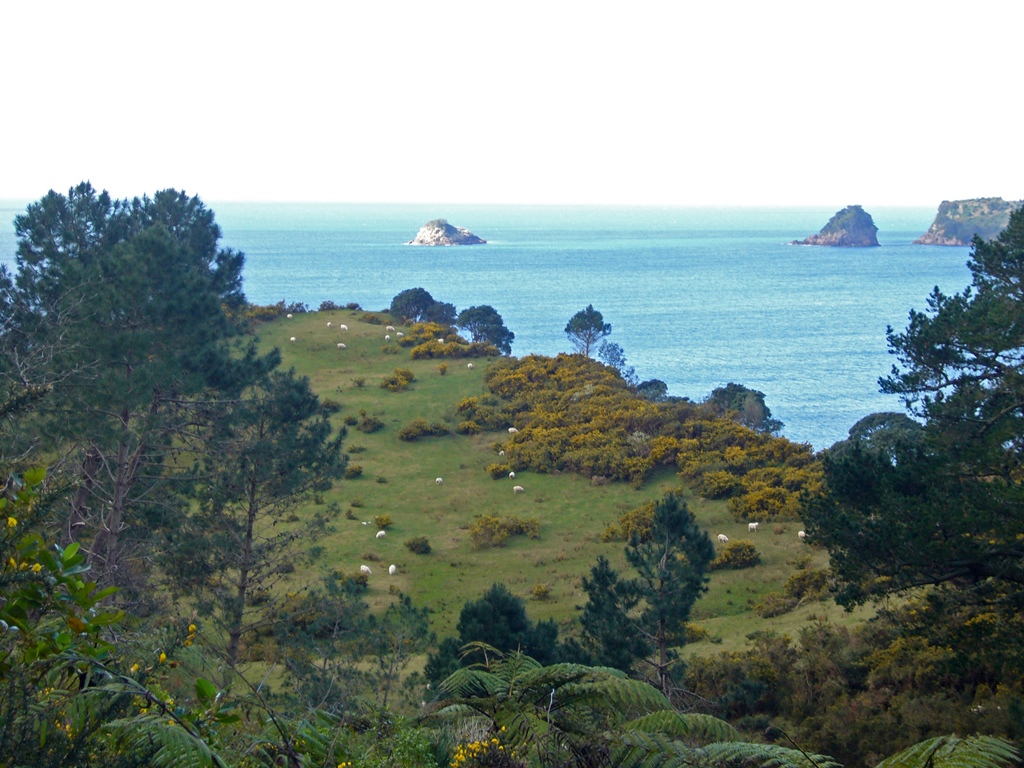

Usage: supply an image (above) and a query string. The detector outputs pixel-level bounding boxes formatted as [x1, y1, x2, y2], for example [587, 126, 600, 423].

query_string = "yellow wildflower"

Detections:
[130, 663, 139, 674]
[6, 517, 16, 529]
[31, 563, 42, 573]
[159, 652, 167, 663]
[188, 623, 197, 633]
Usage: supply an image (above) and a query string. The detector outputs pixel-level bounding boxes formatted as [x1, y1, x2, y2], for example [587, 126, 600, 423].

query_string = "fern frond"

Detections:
[701, 740, 842, 768]
[608, 729, 704, 768]
[558, 674, 672, 715]
[106, 714, 223, 768]
[622, 710, 743, 745]
[874, 734, 1020, 768]
[438, 667, 508, 698]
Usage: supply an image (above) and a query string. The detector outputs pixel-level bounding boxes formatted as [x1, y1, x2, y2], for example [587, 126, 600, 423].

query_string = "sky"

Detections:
[2, 1, 1022, 207]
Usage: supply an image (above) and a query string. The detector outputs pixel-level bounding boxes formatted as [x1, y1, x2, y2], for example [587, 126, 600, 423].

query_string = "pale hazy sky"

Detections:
[2, 1, 1021, 207]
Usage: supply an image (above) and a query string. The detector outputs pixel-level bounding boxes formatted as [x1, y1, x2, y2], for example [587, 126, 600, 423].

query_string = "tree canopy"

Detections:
[806, 208, 1024, 634]
[564, 304, 611, 357]
[456, 305, 515, 355]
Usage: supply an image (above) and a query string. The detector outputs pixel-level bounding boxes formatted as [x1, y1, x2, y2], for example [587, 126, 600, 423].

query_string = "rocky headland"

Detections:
[407, 219, 486, 246]
[791, 205, 879, 247]
[914, 198, 1022, 245]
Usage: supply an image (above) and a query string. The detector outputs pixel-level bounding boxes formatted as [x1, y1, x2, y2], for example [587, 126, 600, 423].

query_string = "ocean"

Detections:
[1, 201, 972, 451]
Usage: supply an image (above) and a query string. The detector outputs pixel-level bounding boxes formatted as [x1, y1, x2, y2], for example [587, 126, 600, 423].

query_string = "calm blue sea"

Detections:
[1, 201, 973, 451]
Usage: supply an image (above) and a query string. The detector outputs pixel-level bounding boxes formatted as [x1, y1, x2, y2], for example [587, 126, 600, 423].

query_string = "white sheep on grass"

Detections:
[360, 565, 372, 575]
[748, 522, 759, 532]
[509, 471, 515, 479]
[339, 324, 348, 331]
[337, 343, 347, 349]
[289, 337, 296, 343]
[376, 530, 386, 539]
[798, 530, 807, 540]
[508, 427, 518, 434]
[717, 534, 729, 544]
[513, 485, 524, 494]
[435, 477, 443, 486]
[388, 564, 397, 575]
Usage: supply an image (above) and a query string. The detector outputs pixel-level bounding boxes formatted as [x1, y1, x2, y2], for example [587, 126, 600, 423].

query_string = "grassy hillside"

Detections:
[261, 309, 867, 650]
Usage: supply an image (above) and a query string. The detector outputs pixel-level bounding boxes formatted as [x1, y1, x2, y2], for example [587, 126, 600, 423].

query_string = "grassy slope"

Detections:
[262, 310, 871, 653]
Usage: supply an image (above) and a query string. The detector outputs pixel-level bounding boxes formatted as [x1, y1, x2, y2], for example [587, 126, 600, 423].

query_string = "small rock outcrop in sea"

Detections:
[791, 205, 880, 247]
[914, 198, 1023, 245]
[407, 219, 486, 246]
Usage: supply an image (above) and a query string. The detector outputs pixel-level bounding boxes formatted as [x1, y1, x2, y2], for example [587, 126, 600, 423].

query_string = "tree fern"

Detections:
[105, 713, 226, 768]
[621, 710, 743, 744]
[874, 735, 1019, 768]
[702, 740, 842, 768]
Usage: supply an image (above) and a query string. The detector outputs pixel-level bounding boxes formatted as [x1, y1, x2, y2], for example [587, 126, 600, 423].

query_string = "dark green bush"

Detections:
[405, 536, 432, 555]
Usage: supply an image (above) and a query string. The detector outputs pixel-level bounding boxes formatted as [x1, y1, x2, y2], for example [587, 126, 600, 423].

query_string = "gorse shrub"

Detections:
[404, 536, 432, 555]
[398, 418, 450, 441]
[468, 515, 541, 549]
[381, 368, 416, 391]
[710, 539, 761, 570]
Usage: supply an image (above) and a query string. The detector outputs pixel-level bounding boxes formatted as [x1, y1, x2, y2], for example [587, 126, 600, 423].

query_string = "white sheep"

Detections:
[339, 324, 348, 331]
[435, 477, 443, 486]
[327, 321, 333, 327]
[386, 325, 396, 332]
[388, 564, 397, 575]
[748, 522, 760, 533]
[717, 534, 729, 544]
[289, 336, 296, 343]
[396, 331, 404, 337]
[376, 530, 386, 539]
[360, 565, 372, 575]
[498, 450, 505, 457]
[437, 337, 445, 342]
[385, 334, 391, 341]
[286, 313, 293, 319]
[509, 471, 515, 479]
[467, 362, 474, 369]
[798, 530, 807, 540]
[361, 521, 369, 525]
[513, 485, 524, 494]
[337, 343, 347, 349]
[508, 427, 519, 434]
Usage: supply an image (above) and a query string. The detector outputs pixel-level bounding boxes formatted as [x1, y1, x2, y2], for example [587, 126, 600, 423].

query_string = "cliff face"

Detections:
[407, 219, 486, 246]
[914, 198, 1022, 245]
[791, 205, 880, 247]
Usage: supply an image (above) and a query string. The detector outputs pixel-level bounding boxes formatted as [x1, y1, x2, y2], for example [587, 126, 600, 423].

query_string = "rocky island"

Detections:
[914, 198, 1022, 245]
[407, 219, 486, 246]
[791, 205, 879, 247]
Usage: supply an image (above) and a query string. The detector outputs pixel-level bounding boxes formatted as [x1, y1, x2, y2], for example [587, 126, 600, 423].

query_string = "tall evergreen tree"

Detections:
[580, 493, 713, 695]
[564, 304, 611, 357]
[0, 184, 253, 601]
[165, 368, 345, 668]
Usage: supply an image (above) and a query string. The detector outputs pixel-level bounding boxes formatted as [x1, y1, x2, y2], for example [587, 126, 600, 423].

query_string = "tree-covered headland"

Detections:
[1, 185, 1022, 767]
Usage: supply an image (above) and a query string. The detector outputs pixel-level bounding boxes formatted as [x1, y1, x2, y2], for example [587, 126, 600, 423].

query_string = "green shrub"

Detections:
[344, 464, 364, 479]
[357, 412, 384, 433]
[754, 592, 798, 618]
[530, 583, 551, 601]
[601, 500, 655, 542]
[404, 536, 432, 555]
[374, 514, 393, 529]
[457, 420, 482, 435]
[783, 567, 829, 600]
[363, 313, 383, 325]
[710, 539, 761, 570]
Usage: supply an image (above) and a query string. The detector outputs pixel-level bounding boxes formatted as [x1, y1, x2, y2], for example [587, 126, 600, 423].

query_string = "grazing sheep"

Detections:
[748, 522, 759, 533]
[339, 324, 348, 331]
[717, 534, 729, 544]
[498, 450, 505, 457]
[435, 477, 443, 486]
[361, 521, 369, 525]
[337, 343, 347, 349]
[386, 325, 396, 332]
[396, 331, 404, 337]
[508, 427, 519, 434]
[388, 564, 397, 575]
[798, 530, 807, 540]
[327, 322, 333, 327]
[437, 337, 445, 342]
[376, 530, 386, 539]
[513, 485, 524, 494]
[467, 362, 474, 369]
[289, 336, 296, 343]
[385, 334, 391, 341]
[360, 565, 372, 575]
[286, 313, 293, 319]
[509, 471, 515, 479]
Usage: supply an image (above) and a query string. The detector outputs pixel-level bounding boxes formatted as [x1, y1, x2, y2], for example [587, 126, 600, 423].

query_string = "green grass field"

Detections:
[262, 310, 862, 653]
